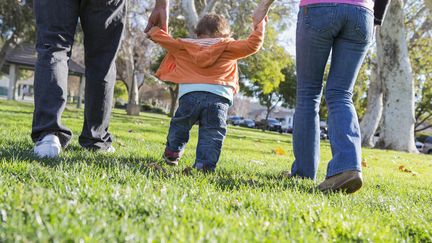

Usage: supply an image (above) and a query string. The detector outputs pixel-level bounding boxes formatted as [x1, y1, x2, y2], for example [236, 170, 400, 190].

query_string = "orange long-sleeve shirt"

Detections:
[147, 19, 266, 94]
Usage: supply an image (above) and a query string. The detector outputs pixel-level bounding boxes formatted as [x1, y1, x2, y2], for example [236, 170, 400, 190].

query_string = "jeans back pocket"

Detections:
[207, 102, 229, 128]
[355, 7, 374, 43]
[303, 5, 337, 33]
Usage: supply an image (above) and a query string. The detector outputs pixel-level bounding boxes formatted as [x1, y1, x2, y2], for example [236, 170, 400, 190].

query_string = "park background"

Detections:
[0, 0, 432, 241]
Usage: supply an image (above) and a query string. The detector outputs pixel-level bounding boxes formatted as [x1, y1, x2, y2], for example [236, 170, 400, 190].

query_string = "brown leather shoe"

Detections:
[318, 171, 363, 194]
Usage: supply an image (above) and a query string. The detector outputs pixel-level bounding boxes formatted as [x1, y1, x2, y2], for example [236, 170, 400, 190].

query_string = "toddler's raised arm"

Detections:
[147, 27, 183, 54]
[225, 0, 276, 59]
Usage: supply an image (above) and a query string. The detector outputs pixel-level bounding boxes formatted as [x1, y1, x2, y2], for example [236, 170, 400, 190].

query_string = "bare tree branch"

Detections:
[409, 17, 432, 43]
[415, 124, 432, 132]
[415, 113, 432, 129]
[199, 0, 218, 18]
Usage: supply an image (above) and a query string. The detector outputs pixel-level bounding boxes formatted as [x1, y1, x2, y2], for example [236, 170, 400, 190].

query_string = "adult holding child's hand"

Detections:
[145, 0, 170, 33]
[252, 0, 274, 26]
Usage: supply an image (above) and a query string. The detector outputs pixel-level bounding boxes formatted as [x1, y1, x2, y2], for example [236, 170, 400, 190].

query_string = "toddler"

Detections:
[147, 0, 274, 171]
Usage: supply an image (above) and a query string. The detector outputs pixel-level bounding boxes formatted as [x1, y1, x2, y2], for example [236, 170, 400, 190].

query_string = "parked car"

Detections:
[416, 140, 424, 152]
[228, 116, 244, 126]
[421, 136, 432, 154]
[320, 127, 328, 140]
[240, 119, 255, 128]
[256, 118, 282, 132]
[278, 116, 294, 133]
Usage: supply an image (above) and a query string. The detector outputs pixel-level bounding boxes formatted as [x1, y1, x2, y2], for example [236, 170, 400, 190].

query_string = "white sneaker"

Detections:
[34, 134, 62, 158]
[106, 146, 116, 153]
[93, 145, 116, 154]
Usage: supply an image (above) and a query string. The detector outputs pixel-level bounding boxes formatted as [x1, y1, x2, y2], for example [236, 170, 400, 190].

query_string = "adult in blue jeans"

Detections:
[291, 0, 390, 193]
[32, 0, 126, 158]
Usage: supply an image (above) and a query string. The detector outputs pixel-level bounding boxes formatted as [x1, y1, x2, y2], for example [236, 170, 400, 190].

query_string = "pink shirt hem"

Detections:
[300, 0, 374, 11]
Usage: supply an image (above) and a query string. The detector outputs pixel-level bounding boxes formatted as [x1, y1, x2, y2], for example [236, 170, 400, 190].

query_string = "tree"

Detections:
[410, 31, 432, 133]
[360, 55, 383, 147]
[375, 0, 417, 152]
[0, 0, 34, 71]
[360, 0, 432, 148]
[116, 0, 157, 115]
[279, 63, 297, 109]
[241, 26, 293, 130]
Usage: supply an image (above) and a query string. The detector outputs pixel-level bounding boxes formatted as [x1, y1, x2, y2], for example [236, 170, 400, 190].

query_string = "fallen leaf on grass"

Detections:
[128, 129, 134, 133]
[147, 163, 166, 173]
[117, 141, 126, 147]
[398, 165, 418, 176]
[182, 167, 193, 176]
[273, 147, 287, 156]
[361, 160, 368, 168]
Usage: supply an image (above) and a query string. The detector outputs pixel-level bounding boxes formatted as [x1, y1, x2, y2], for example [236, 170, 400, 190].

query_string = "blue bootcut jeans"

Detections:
[291, 3, 374, 180]
[166, 92, 230, 171]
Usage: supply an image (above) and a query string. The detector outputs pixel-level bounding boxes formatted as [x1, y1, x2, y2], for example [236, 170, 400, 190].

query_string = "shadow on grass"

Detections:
[210, 168, 318, 194]
[0, 109, 34, 116]
[0, 141, 169, 177]
[0, 140, 316, 194]
[228, 133, 292, 144]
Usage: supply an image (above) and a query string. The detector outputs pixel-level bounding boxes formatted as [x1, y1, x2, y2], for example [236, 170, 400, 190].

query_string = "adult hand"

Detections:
[252, 0, 275, 26]
[144, 0, 169, 33]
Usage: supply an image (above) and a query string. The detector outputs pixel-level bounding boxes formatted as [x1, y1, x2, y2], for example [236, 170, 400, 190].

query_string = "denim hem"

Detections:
[326, 166, 362, 178]
[193, 161, 216, 171]
[165, 145, 184, 154]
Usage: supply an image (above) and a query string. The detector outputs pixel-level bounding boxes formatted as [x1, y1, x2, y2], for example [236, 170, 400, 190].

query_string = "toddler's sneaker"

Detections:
[34, 134, 62, 158]
[163, 148, 182, 166]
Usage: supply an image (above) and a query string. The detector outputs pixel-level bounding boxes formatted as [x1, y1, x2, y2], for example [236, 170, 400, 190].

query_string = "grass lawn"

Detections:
[0, 100, 431, 242]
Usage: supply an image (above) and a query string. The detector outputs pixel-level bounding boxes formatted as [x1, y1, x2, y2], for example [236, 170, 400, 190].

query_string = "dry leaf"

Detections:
[147, 163, 165, 172]
[182, 167, 193, 176]
[398, 165, 418, 176]
[273, 147, 287, 156]
[361, 160, 368, 168]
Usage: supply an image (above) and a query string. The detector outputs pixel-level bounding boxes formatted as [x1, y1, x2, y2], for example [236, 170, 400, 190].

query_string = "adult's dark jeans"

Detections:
[166, 92, 230, 171]
[31, 0, 126, 150]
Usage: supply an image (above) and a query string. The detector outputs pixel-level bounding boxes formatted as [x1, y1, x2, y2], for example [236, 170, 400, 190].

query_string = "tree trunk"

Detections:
[127, 73, 140, 116]
[181, 0, 199, 36]
[181, 0, 217, 37]
[168, 85, 179, 117]
[8, 63, 18, 100]
[360, 57, 383, 147]
[0, 37, 18, 71]
[77, 76, 86, 109]
[375, 0, 417, 153]
[263, 104, 272, 132]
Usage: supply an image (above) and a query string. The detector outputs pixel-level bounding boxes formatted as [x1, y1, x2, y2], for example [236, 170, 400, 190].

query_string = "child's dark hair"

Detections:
[195, 14, 231, 38]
